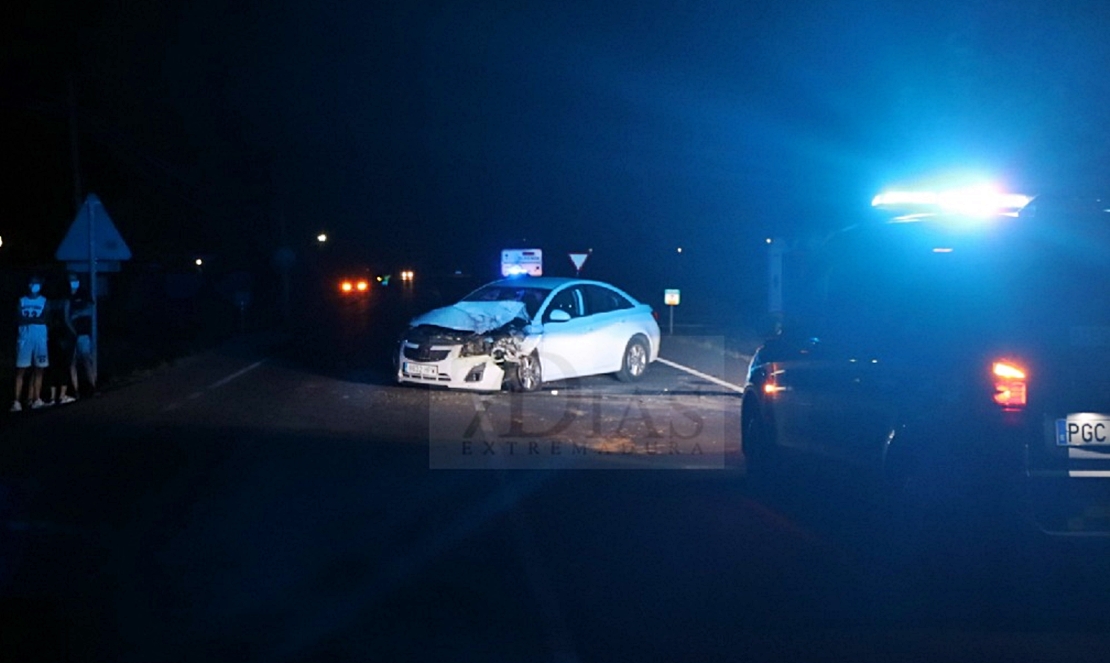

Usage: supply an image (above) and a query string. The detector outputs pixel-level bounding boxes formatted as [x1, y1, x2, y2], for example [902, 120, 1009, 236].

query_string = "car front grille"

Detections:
[403, 344, 450, 362]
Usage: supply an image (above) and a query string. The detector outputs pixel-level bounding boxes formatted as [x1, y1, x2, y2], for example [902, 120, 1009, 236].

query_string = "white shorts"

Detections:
[16, 328, 49, 369]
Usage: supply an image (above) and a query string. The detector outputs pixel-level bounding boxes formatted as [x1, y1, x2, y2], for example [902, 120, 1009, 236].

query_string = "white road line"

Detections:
[207, 359, 267, 390]
[159, 359, 268, 413]
[656, 357, 745, 394]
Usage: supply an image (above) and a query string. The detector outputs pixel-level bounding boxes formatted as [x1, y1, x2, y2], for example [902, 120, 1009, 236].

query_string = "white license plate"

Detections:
[1056, 413, 1110, 446]
[404, 362, 438, 378]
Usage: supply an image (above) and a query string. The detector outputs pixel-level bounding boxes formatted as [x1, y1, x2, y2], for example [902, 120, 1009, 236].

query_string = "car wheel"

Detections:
[509, 352, 542, 392]
[616, 337, 649, 382]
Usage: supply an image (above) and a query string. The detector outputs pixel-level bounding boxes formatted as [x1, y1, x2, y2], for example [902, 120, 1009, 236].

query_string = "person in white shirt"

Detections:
[12, 275, 49, 411]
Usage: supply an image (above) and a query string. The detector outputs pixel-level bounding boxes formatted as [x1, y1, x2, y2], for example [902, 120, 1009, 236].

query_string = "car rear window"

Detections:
[812, 210, 1110, 344]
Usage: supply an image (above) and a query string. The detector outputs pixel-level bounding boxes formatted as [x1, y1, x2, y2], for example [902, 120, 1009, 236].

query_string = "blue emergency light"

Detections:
[872, 184, 1031, 218]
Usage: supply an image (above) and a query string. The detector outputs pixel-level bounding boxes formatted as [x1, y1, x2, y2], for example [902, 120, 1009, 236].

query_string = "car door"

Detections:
[538, 285, 592, 380]
[580, 284, 638, 374]
[768, 334, 895, 464]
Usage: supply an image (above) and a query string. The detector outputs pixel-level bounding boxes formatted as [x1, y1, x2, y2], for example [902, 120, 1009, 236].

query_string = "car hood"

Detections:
[408, 301, 529, 334]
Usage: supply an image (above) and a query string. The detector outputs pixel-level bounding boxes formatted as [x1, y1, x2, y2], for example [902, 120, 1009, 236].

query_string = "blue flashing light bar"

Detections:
[872, 185, 1032, 217]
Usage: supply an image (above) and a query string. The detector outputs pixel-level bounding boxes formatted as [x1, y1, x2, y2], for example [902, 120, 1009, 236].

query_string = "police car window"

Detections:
[582, 284, 633, 315]
[816, 215, 1110, 342]
[1011, 210, 1110, 327]
[817, 222, 1009, 340]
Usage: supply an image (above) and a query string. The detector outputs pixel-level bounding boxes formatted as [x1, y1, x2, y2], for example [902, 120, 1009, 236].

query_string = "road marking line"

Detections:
[656, 357, 745, 393]
[159, 359, 268, 413]
[207, 359, 267, 390]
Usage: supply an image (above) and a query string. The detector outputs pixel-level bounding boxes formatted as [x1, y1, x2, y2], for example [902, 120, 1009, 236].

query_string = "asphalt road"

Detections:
[3, 287, 1110, 662]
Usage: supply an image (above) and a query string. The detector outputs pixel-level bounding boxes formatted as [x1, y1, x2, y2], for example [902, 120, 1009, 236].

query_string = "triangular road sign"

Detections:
[568, 252, 589, 271]
[56, 193, 132, 261]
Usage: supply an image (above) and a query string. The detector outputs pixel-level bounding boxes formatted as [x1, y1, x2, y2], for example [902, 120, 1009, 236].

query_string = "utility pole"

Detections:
[87, 198, 98, 381]
[68, 74, 83, 214]
[69, 75, 98, 379]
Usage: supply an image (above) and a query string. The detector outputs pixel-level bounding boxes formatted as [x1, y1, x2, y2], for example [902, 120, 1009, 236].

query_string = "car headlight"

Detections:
[459, 336, 491, 357]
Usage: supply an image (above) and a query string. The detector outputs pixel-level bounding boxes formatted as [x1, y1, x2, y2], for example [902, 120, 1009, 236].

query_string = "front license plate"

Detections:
[1056, 413, 1110, 446]
[404, 362, 438, 378]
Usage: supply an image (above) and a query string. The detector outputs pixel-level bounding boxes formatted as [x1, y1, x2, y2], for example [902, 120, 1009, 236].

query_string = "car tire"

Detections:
[615, 336, 649, 382]
[509, 352, 542, 392]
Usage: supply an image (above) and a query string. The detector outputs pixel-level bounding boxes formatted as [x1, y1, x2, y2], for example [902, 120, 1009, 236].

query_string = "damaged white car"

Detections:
[396, 277, 661, 391]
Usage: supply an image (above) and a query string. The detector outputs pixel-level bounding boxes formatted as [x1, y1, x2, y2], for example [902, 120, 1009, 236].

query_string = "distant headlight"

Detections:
[460, 336, 491, 357]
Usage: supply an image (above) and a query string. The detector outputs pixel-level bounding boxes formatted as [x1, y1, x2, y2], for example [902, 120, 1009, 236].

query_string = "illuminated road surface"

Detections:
[2, 292, 1109, 662]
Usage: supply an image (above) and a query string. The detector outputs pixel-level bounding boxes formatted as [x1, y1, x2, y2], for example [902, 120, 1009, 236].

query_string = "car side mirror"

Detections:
[547, 309, 572, 322]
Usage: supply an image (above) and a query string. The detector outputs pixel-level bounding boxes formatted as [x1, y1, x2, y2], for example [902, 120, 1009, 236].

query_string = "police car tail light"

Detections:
[991, 359, 1028, 410]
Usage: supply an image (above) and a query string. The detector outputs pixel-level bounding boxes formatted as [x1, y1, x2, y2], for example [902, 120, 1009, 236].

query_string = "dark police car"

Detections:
[741, 188, 1110, 534]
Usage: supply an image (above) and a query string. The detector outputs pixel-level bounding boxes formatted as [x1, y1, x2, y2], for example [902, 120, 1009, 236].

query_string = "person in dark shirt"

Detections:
[69, 275, 96, 395]
[46, 274, 79, 405]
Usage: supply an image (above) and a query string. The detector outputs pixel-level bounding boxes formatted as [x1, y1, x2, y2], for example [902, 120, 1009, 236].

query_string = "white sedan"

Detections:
[396, 277, 661, 391]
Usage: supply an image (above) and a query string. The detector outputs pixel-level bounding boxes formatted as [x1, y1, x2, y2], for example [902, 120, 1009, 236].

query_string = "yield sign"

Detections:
[56, 193, 132, 261]
[568, 252, 589, 272]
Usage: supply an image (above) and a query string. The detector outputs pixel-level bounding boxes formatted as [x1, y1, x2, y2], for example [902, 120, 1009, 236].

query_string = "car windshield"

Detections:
[461, 284, 552, 320]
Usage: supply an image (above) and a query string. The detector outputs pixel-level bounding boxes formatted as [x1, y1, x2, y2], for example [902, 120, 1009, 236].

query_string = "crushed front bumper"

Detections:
[396, 349, 508, 391]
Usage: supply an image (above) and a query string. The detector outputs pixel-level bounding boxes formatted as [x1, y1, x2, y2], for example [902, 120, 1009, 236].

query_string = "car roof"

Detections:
[475, 277, 644, 305]
[487, 276, 598, 289]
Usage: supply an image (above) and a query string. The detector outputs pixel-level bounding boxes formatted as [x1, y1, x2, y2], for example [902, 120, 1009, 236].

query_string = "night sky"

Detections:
[4, 0, 1109, 308]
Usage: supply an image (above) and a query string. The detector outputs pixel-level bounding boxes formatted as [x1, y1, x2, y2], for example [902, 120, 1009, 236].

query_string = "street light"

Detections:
[317, 233, 328, 243]
[195, 258, 203, 266]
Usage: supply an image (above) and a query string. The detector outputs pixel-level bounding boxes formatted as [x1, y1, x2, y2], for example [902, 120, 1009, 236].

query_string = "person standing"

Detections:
[12, 275, 49, 411]
[46, 275, 79, 405]
[69, 275, 96, 395]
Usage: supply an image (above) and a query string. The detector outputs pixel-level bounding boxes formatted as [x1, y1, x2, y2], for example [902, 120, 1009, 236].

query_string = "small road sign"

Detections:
[55, 193, 132, 261]
[568, 252, 589, 275]
[501, 249, 543, 277]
